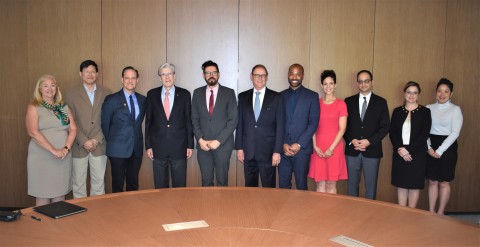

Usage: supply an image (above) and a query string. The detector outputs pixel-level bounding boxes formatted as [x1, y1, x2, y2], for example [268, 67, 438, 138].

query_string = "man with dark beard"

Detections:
[279, 63, 320, 190]
[191, 60, 238, 186]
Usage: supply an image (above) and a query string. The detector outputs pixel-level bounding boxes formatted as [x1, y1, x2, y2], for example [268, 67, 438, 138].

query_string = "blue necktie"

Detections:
[129, 95, 136, 121]
[254, 91, 261, 121]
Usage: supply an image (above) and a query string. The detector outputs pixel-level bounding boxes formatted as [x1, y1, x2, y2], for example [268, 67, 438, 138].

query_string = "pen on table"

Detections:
[31, 215, 42, 222]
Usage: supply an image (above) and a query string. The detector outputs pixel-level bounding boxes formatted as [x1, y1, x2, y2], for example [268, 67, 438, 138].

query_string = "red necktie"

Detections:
[164, 91, 170, 120]
[208, 90, 214, 116]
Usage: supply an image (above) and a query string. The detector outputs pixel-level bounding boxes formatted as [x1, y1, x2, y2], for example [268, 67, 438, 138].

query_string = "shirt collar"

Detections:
[83, 83, 96, 93]
[162, 85, 176, 95]
[254, 87, 266, 95]
[288, 85, 303, 94]
[123, 89, 136, 99]
[359, 91, 372, 101]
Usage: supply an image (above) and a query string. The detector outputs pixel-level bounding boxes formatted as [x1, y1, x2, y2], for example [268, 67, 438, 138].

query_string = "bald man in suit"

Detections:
[279, 63, 320, 190]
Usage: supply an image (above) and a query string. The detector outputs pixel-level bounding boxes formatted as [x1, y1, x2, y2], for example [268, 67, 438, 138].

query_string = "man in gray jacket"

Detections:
[191, 60, 238, 186]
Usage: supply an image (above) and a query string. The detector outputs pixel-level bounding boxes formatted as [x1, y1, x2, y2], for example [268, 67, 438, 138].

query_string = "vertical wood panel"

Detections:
[239, 0, 311, 93]
[374, 0, 447, 207]
[443, 0, 480, 212]
[102, 0, 167, 192]
[27, 0, 102, 89]
[310, 0, 375, 99]
[167, 0, 239, 186]
[238, 0, 311, 187]
[0, 0, 29, 207]
[309, 0, 375, 194]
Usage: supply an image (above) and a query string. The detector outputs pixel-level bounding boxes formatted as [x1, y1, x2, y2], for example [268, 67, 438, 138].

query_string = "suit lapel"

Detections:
[158, 86, 169, 120]
[200, 86, 209, 116]
[117, 89, 134, 123]
[245, 89, 255, 120]
[78, 85, 93, 108]
[363, 93, 376, 121]
[211, 85, 223, 116]
[258, 88, 273, 122]
[170, 88, 180, 119]
[351, 94, 361, 120]
[92, 86, 103, 112]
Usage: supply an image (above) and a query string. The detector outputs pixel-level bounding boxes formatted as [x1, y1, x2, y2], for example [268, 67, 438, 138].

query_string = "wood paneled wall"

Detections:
[0, 0, 478, 212]
[443, 0, 480, 210]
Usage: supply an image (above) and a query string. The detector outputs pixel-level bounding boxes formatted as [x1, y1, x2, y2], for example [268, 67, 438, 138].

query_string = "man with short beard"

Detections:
[191, 60, 238, 186]
[279, 63, 320, 190]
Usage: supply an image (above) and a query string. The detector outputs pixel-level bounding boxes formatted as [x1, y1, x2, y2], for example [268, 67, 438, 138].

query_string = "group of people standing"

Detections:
[26, 59, 462, 215]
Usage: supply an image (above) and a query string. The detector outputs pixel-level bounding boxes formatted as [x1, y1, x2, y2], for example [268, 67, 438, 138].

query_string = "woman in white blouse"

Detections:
[426, 78, 463, 215]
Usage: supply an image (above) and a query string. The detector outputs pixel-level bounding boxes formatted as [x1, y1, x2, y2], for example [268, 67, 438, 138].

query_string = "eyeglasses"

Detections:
[204, 71, 219, 76]
[405, 91, 419, 95]
[160, 72, 174, 77]
[252, 74, 267, 79]
[357, 79, 371, 84]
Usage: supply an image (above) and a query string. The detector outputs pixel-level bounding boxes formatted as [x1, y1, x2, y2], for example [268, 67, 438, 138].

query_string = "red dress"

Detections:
[308, 98, 348, 182]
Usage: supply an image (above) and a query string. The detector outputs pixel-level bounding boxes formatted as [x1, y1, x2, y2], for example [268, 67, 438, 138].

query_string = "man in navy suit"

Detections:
[145, 63, 193, 188]
[101, 66, 146, 193]
[235, 64, 284, 188]
[279, 64, 320, 190]
[344, 70, 390, 200]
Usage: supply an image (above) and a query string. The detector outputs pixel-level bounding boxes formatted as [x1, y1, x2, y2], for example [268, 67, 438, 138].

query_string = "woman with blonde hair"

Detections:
[26, 75, 77, 206]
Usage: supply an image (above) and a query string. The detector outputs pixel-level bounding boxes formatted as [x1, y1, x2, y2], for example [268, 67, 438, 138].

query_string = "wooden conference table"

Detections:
[1, 187, 479, 246]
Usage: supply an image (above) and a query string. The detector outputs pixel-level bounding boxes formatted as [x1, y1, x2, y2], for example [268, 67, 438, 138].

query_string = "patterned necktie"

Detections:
[209, 90, 214, 116]
[360, 96, 367, 121]
[254, 91, 261, 121]
[129, 95, 135, 121]
[164, 91, 170, 120]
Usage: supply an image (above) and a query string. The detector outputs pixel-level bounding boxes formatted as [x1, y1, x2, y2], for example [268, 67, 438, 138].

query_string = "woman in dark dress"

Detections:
[389, 81, 431, 208]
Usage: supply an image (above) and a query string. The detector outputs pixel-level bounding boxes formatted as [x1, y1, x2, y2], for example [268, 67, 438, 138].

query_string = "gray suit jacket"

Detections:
[65, 83, 111, 158]
[191, 84, 238, 151]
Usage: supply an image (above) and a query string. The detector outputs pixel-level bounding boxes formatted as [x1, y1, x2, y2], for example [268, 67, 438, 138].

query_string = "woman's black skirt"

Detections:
[426, 134, 458, 182]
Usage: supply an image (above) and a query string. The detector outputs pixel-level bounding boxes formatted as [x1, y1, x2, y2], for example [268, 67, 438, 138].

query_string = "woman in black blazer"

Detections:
[389, 81, 431, 208]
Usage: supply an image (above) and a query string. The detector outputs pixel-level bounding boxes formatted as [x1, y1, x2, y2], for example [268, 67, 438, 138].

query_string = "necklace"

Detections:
[41, 101, 70, 126]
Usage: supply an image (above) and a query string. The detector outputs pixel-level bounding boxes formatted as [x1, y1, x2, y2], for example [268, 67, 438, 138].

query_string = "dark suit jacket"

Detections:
[101, 89, 146, 158]
[280, 86, 320, 155]
[145, 86, 194, 160]
[235, 88, 284, 161]
[344, 93, 390, 158]
[191, 84, 238, 151]
[389, 105, 431, 154]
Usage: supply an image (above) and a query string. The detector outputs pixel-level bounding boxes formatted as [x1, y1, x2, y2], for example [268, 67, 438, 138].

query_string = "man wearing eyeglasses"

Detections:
[145, 63, 193, 188]
[344, 70, 390, 200]
[235, 64, 284, 188]
[191, 60, 238, 186]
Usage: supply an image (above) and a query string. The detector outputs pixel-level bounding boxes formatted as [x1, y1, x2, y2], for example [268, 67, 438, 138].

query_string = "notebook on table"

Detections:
[33, 201, 87, 219]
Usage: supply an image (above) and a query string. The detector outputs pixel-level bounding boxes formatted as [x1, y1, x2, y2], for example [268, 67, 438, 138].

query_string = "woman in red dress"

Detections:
[308, 70, 348, 193]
